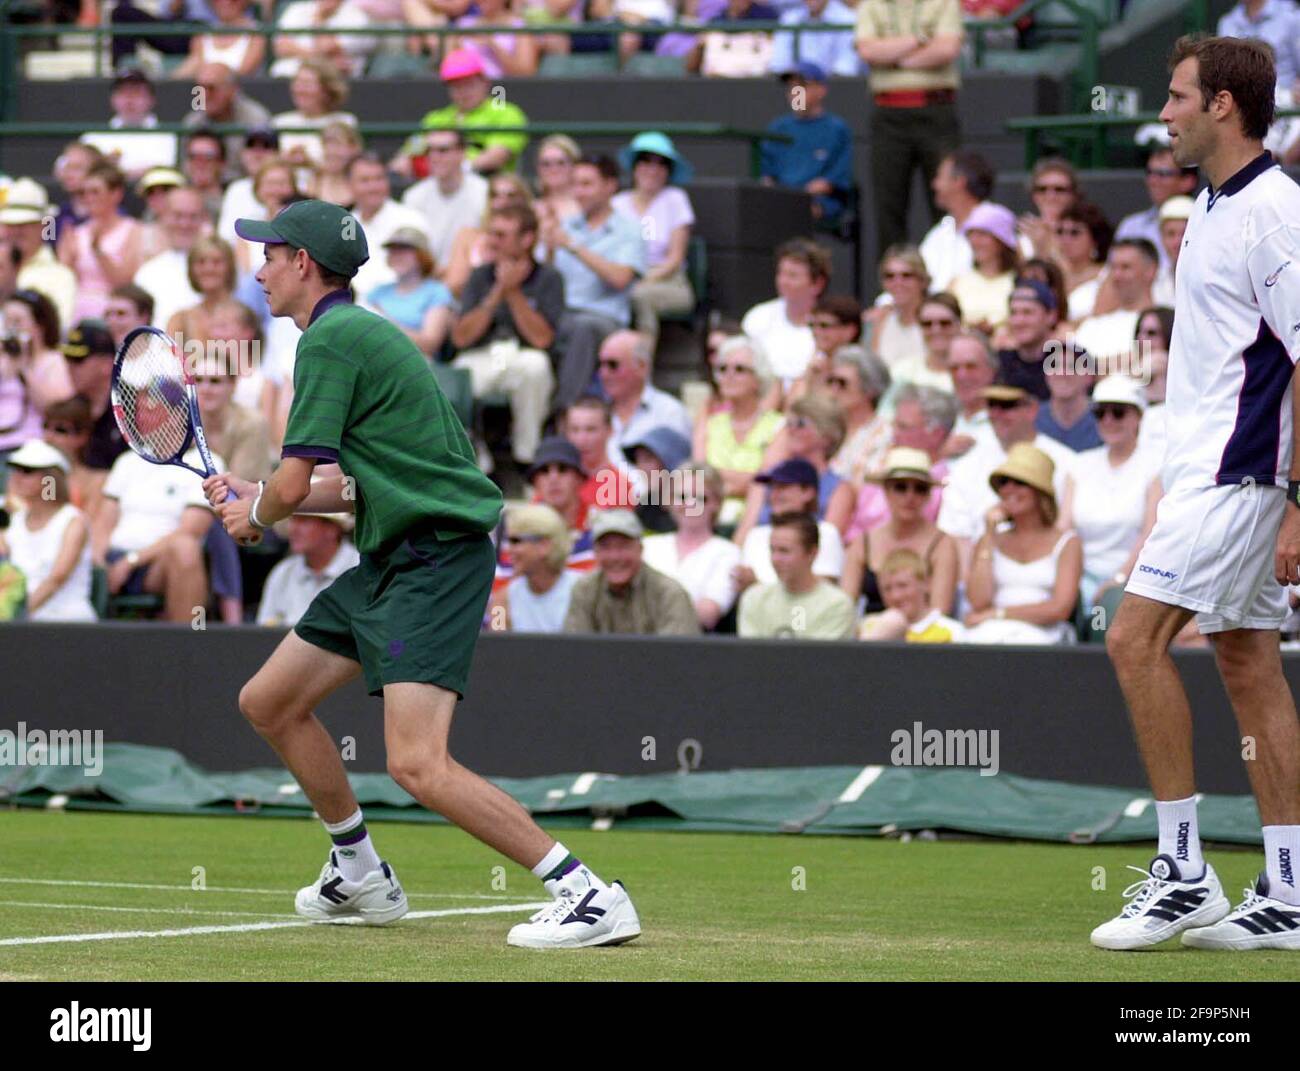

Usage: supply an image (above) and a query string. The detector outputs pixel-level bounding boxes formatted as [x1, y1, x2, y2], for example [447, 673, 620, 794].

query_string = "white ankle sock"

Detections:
[1155, 796, 1204, 877]
[1262, 825, 1300, 905]
[323, 809, 382, 882]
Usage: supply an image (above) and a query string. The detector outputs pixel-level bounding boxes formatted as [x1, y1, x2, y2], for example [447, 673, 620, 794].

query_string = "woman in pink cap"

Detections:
[947, 201, 1021, 336]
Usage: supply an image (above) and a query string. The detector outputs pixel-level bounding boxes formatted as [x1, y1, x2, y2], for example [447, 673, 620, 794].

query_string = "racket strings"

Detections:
[114, 335, 192, 462]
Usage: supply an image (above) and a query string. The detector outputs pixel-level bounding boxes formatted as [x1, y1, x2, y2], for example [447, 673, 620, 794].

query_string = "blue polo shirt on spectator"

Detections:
[554, 210, 647, 326]
[760, 108, 854, 221]
[1218, 0, 1300, 87]
[769, 0, 863, 78]
[1036, 405, 1102, 452]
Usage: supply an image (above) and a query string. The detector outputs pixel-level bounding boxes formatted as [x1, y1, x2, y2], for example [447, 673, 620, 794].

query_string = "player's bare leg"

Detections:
[1106, 593, 1197, 799]
[384, 682, 641, 947]
[1092, 593, 1230, 949]
[239, 631, 362, 821]
[1209, 628, 1300, 824]
[242, 633, 408, 924]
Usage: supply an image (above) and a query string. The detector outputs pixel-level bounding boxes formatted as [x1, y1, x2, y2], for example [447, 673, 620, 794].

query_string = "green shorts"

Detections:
[295, 529, 495, 699]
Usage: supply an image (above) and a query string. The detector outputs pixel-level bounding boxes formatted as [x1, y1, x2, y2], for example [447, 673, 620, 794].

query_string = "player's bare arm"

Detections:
[1277, 370, 1300, 584]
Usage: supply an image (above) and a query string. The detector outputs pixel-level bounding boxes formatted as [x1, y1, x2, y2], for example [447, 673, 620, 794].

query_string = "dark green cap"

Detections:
[234, 199, 369, 278]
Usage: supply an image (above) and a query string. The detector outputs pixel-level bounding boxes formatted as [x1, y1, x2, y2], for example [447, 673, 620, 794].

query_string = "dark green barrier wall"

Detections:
[0, 623, 1272, 793]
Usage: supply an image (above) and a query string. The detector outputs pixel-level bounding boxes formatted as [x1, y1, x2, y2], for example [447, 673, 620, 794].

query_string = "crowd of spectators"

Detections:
[0, 0, 1295, 646]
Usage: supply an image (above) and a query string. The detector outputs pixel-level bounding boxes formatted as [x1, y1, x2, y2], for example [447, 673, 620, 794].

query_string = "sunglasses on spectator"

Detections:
[1055, 225, 1087, 238]
[920, 317, 957, 329]
[505, 534, 547, 545]
[1092, 404, 1135, 421]
[885, 479, 931, 496]
[716, 363, 753, 375]
[1033, 183, 1073, 194]
[991, 475, 1031, 490]
[1146, 166, 1182, 178]
[986, 397, 1025, 410]
[43, 421, 81, 435]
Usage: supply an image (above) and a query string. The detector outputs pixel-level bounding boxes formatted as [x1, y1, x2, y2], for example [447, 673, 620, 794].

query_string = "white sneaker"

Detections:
[507, 871, 641, 950]
[1181, 873, 1300, 950]
[1090, 854, 1230, 950]
[294, 851, 409, 926]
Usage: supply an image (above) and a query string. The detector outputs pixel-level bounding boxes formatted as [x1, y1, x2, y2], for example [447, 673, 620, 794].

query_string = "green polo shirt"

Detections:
[414, 98, 529, 171]
[282, 290, 503, 555]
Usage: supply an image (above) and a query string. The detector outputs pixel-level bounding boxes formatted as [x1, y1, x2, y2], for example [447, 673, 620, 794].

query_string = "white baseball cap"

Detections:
[8, 439, 71, 473]
[1091, 374, 1148, 413]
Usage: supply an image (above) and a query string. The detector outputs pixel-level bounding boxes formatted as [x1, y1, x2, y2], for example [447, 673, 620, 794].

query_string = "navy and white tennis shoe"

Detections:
[507, 869, 641, 949]
[1090, 854, 1229, 950]
[294, 851, 409, 925]
[1181, 873, 1300, 951]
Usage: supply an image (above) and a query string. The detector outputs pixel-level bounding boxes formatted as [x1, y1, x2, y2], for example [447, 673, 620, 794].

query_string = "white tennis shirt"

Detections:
[1164, 152, 1300, 491]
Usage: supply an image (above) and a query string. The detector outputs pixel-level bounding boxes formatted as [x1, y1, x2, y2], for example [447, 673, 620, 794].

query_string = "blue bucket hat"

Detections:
[618, 131, 695, 186]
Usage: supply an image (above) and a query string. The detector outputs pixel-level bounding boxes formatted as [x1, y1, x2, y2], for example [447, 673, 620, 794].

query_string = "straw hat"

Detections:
[988, 442, 1055, 501]
[866, 447, 942, 486]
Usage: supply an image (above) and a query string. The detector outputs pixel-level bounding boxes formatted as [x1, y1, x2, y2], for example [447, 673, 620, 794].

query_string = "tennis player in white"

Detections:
[1093, 35, 1300, 951]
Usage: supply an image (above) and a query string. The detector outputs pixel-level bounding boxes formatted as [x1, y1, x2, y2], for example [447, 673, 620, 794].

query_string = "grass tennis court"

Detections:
[0, 811, 1294, 982]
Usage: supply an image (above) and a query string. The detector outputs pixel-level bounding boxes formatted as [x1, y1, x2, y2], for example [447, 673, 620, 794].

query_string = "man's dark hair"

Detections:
[813, 295, 863, 338]
[186, 127, 227, 161]
[345, 150, 387, 177]
[775, 237, 833, 286]
[770, 510, 819, 552]
[110, 283, 155, 321]
[284, 244, 353, 290]
[1112, 237, 1160, 265]
[427, 127, 466, 148]
[564, 394, 612, 427]
[946, 150, 995, 202]
[1169, 34, 1276, 141]
[490, 202, 539, 237]
[575, 154, 620, 184]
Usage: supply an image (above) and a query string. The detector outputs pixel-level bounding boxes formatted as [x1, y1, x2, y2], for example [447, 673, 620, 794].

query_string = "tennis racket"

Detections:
[110, 325, 261, 546]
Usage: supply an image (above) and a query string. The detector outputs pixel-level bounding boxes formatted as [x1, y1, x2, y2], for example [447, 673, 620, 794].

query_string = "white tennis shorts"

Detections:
[1125, 480, 1288, 634]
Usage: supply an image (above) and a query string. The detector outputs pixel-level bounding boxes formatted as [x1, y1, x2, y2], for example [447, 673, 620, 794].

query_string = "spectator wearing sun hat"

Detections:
[1059, 374, 1162, 608]
[257, 512, 360, 627]
[611, 133, 697, 344]
[0, 178, 78, 331]
[962, 441, 1081, 645]
[135, 166, 185, 224]
[395, 50, 530, 180]
[760, 61, 855, 223]
[0, 439, 96, 622]
[363, 226, 454, 354]
[1152, 194, 1193, 308]
[947, 202, 1021, 335]
[563, 507, 700, 635]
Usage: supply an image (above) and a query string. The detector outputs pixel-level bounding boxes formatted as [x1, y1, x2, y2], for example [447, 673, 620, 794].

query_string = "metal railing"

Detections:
[1008, 108, 1300, 168]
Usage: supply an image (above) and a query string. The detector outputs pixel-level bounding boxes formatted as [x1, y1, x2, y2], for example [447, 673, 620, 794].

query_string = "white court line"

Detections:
[837, 765, 884, 803]
[0, 902, 549, 948]
[0, 878, 515, 900]
[0, 900, 298, 919]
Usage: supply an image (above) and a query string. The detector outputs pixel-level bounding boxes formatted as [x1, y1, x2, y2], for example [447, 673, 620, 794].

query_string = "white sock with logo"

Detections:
[1262, 825, 1300, 905]
[1155, 796, 1204, 878]
[323, 809, 382, 883]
